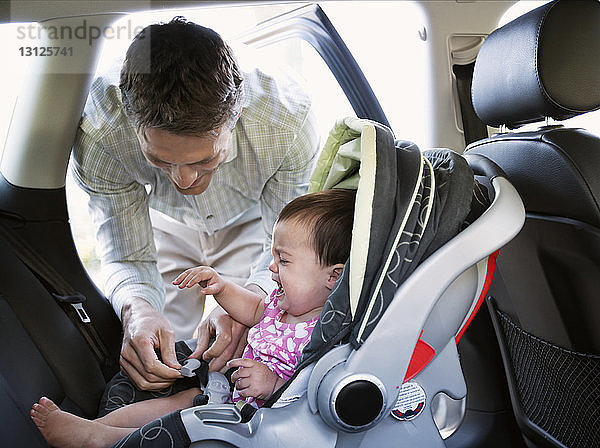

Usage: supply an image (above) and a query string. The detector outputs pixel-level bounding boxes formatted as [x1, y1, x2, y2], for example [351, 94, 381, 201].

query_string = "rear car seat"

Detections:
[0, 177, 122, 446]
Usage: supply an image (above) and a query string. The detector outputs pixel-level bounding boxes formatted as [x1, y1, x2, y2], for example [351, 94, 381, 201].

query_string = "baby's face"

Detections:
[269, 220, 332, 320]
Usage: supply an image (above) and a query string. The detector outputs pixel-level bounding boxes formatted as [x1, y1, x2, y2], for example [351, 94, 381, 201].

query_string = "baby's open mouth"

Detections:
[275, 284, 285, 297]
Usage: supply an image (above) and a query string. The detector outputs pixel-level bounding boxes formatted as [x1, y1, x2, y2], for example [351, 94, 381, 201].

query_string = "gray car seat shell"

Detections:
[179, 118, 525, 447]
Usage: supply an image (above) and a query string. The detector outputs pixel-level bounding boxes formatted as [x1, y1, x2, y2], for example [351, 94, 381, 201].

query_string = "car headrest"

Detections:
[472, 0, 600, 129]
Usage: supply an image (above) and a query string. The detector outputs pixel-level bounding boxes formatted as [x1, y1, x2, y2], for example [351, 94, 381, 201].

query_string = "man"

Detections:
[72, 17, 319, 390]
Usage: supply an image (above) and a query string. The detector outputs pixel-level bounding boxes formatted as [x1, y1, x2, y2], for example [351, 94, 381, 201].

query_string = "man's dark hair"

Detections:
[120, 17, 243, 136]
[277, 189, 357, 267]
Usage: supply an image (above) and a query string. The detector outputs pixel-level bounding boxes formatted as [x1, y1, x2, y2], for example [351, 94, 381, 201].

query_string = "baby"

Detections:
[30, 188, 356, 448]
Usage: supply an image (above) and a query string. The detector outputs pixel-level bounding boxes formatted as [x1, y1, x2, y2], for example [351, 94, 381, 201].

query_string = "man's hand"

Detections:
[228, 358, 284, 400]
[192, 305, 248, 371]
[120, 298, 182, 390]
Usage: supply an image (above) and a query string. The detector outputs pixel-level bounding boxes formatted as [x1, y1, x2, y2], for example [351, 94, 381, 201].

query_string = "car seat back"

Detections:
[0, 177, 122, 445]
[465, 1, 600, 446]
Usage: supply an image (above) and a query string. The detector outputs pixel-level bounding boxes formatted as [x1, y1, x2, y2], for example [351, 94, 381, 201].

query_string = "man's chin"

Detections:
[173, 175, 212, 195]
[175, 185, 208, 195]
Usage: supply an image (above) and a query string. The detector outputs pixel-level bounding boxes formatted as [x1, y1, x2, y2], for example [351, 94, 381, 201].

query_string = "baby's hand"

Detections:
[172, 266, 224, 295]
[228, 358, 282, 401]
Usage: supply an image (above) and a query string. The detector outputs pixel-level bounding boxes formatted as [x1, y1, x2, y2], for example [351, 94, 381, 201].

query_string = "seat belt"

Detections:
[0, 221, 115, 377]
[453, 62, 489, 146]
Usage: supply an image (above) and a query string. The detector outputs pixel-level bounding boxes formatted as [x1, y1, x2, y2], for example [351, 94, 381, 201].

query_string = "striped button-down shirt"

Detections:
[71, 64, 320, 318]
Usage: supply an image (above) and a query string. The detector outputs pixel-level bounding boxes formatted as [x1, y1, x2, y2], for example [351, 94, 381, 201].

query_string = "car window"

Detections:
[320, 2, 427, 144]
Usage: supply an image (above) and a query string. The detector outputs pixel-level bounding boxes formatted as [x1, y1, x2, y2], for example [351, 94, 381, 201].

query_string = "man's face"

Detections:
[138, 127, 232, 195]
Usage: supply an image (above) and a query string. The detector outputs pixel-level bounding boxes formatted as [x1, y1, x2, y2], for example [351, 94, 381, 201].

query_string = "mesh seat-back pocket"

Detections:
[497, 310, 600, 448]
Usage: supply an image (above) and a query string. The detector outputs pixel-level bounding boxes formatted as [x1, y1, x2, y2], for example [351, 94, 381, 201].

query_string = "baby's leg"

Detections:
[96, 387, 201, 428]
[30, 397, 135, 448]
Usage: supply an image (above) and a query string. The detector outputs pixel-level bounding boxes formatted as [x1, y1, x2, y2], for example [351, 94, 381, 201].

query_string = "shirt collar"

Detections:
[225, 79, 250, 164]
[225, 125, 239, 163]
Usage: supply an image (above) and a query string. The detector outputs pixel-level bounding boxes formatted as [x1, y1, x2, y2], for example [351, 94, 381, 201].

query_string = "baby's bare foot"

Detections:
[30, 397, 122, 448]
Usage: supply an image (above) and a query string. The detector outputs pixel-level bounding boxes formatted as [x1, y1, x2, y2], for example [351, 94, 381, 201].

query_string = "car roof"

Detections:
[1, 1, 296, 24]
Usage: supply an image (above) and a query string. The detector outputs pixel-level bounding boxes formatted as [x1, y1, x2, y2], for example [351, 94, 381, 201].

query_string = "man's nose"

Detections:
[171, 165, 198, 189]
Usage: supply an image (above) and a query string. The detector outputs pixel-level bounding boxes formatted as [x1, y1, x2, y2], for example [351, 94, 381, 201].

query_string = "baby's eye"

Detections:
[279, 257, 289, 265]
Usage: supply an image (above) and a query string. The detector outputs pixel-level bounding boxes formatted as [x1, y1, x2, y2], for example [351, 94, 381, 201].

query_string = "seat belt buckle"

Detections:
[70, 302, 91, 323]
[52, 292, 91, 323]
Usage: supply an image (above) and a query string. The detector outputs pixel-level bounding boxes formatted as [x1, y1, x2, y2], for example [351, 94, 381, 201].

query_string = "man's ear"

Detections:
[326, 263, 345, 289]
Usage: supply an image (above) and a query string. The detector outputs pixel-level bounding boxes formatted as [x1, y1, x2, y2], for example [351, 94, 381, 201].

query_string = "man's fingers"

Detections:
[206, 343, 235, 372]
[119, 352, 174, 391]
[121, 342, 176, 383]
[157, 328, 181, 370]
[193, 306, 249, 371]
[207, 326, 248, 371]
[120, 299, 182, 390]
[203, 328, 232, 361]
[131, 337, 181, 381]
[191, 326, 210, 359]
[206, 320, 248, 372]
[233, 327, 249, 358]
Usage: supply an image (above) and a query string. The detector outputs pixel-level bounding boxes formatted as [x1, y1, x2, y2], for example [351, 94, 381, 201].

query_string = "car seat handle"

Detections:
[464, 153, 507, 180]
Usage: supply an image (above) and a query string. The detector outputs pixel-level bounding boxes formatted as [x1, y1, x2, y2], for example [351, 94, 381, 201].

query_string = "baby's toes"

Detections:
[30, 404, 48, 427]
[38, 396, 59, 411]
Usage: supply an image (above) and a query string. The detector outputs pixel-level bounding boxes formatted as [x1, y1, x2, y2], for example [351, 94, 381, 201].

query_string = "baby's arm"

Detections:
[228, 358, 286, 401]
[173, 266, 265, 327]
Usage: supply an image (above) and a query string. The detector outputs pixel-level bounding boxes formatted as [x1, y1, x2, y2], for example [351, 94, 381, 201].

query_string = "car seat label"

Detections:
[391, 382, 426, 421]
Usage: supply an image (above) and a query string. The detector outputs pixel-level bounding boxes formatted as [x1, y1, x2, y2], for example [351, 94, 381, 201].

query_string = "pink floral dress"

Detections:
[232, 289, 318, 407]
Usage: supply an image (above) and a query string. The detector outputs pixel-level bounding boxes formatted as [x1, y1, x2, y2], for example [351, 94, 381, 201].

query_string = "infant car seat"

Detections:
[465, 1, 600, 447]
[173, 116, 525, 447]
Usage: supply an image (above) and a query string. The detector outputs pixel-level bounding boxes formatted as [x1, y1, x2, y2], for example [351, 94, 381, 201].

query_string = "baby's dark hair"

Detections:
[277, 189, 356, 267]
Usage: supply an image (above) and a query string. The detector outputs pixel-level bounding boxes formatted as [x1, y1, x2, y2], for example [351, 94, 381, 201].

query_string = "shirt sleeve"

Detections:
[245, 108, 321, 293]
[71, 118, 165, 319]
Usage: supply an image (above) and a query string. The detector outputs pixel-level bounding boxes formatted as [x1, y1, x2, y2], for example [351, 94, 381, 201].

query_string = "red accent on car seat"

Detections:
[403, 333, 436, 383]
[402, 251, 499, 383]
[454, 250, 499, 343]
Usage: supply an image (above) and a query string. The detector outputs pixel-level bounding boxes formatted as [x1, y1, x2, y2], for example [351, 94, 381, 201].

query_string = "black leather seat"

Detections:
[0, 177, 123, 446]
[465, 1, 600, 447]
